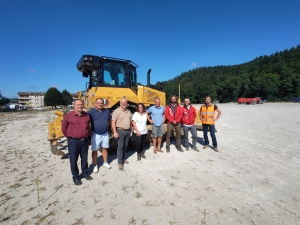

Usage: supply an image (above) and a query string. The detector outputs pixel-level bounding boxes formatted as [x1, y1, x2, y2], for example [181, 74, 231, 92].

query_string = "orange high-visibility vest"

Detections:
[201, 104, 215, 125]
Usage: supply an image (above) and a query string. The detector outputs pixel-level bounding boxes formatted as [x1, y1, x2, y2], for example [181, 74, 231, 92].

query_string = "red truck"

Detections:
[238, 97, 264, 104]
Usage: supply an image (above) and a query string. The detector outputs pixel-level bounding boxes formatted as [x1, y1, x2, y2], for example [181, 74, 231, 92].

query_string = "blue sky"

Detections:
[0, 0, 299, 98]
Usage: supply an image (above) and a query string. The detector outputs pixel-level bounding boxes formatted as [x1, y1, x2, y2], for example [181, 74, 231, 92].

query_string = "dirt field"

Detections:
[0, 103, 299, 225]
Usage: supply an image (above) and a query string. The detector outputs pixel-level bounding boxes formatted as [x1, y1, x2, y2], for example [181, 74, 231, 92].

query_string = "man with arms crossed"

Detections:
[111, 98, 132, 170]
[181, 98, 199, 152]
[62, 99, 93, 185]
[88, 98, 112, 173]
[147, 98, 165, 154]
[199, 96, 221, 152]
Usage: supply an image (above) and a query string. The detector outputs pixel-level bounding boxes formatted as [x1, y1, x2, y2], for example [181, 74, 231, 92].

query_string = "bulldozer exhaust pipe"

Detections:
[147, 69, 151, 86]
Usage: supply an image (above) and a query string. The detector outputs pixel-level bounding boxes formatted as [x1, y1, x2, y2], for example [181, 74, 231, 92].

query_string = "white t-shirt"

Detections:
[132, 112, 148, 134]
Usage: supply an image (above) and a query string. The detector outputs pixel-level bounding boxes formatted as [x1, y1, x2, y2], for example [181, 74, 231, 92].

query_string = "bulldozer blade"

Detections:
[56, 150, 65, 156]
[57, 142, 64, 147]
[50, 140, 65, 156]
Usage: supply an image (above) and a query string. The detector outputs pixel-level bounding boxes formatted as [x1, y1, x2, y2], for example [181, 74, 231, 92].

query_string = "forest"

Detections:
[154, 45, 300, 103]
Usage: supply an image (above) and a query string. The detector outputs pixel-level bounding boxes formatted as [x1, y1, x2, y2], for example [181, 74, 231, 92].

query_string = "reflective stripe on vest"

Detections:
[201, 105, 215, 124]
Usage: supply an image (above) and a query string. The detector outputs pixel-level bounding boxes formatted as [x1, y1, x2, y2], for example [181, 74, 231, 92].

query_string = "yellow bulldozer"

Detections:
[47, 55, 203, 156]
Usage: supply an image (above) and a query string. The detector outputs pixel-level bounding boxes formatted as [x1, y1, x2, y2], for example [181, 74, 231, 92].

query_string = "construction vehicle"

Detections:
[238, 97, 264, 104]
[47, 55, 203, 156]
[290, 97, 300, 102]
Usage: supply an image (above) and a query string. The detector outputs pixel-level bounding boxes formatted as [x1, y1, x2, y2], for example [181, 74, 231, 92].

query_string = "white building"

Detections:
[18, 92, 45, 108]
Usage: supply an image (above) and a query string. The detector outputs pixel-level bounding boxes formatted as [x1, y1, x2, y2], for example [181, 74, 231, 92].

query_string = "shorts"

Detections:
[152, 124, 164, 138]
[91, 132, 109, 150]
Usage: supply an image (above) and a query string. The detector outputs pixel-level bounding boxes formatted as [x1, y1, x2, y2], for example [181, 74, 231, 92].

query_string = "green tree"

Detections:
[61, 89, 73, 106]
[44, 87, 63, 108]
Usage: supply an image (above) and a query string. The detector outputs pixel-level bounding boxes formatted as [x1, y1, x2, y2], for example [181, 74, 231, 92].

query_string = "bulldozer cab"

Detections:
[77, 55, 138, 90]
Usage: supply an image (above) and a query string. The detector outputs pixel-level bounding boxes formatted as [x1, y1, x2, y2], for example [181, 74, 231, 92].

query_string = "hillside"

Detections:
[154, 45, 300, 103]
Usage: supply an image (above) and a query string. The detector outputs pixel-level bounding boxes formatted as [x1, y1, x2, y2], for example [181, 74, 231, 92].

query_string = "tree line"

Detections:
[154, 45, 300, 103]
[44, 88, 73, 108]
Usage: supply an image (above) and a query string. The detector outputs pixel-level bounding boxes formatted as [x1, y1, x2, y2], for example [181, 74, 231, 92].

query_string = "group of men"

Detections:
[62, 96, 221, 185]
[148, 95, 221, 154]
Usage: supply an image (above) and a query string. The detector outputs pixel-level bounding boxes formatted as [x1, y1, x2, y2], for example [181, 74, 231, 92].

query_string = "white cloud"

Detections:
[27, 69, 37, 73]
[191, 62, 197, 67]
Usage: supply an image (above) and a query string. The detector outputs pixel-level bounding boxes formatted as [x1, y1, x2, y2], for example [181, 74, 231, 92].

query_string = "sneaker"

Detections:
[177, 147, 184, 152]
[185, 147, 189, 151]
[203, 145, 209, 149]
[93, 164, 99, 173]
[166, 146, 170, 153]
[103, 162, 111, 169]
[213, 147, 218, 152]
[192, 146, 199, 152]
[124, 159, 129, 164]
[119, 164, 123, 171]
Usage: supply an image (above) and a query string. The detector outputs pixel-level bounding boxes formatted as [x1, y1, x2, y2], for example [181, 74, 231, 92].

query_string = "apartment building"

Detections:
[18, 92, 45, 108]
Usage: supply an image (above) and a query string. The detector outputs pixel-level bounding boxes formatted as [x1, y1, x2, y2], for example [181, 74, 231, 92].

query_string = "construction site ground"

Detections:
[0, 102, 299, 225]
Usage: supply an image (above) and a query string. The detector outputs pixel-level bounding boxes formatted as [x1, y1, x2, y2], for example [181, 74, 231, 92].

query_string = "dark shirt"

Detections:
[62, 110, 90, 139]
[88, 108, 111, 135]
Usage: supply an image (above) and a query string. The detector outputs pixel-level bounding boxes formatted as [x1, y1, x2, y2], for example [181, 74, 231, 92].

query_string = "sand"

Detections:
[0, 103, 300, 225]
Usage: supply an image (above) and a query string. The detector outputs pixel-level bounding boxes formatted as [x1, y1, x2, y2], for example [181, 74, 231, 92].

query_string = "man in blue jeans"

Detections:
[62, 99, 93, 185]
[199, 96, 222, 152]
[181, 98, 199, 152]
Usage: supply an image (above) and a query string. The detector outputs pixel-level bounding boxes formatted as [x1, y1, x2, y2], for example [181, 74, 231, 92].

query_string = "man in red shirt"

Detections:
[62, 99, 92, 185]
[165, 95, 183, 152]
[181, 98, 199, 152]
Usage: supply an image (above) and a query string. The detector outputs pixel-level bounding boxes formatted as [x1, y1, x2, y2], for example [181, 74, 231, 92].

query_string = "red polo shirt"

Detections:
[62, 110, 90, 139]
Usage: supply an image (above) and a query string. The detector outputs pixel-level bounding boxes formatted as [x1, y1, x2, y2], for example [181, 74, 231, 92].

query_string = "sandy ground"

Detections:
[0, 103, 300, 225]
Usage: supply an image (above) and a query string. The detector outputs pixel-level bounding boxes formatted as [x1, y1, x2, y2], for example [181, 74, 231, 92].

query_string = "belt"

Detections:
[117, 127, 131, 131]
[69, 137, 87, 140]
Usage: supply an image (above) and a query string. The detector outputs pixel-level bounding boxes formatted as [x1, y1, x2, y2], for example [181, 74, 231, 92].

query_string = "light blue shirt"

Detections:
[147, 105, 165, 126]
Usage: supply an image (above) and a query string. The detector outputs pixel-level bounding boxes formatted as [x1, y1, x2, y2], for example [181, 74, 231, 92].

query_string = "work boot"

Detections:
[192, 146, 199, 152]
[166, 146, 170, 153]
[137, 152, 141, 161]
[177, 147, 184, 152]
[119, 164, 123, 171]
[141, 152, 146, 158]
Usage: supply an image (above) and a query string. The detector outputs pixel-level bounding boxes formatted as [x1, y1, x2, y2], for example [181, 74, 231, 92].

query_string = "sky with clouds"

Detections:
[0, 0, 299, 98]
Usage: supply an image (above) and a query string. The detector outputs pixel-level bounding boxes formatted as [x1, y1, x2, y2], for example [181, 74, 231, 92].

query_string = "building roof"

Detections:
[18, 92, 45, 96]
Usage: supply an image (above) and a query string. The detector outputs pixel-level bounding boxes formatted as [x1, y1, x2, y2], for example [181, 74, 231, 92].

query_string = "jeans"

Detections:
[135, 133, 146, 153]
[202, 124, 217, 148]
[182, 125, 198, 148]
[166, 123, 181, 148]
[117, 129, 131, 164]
[67, 138, 89, 179]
